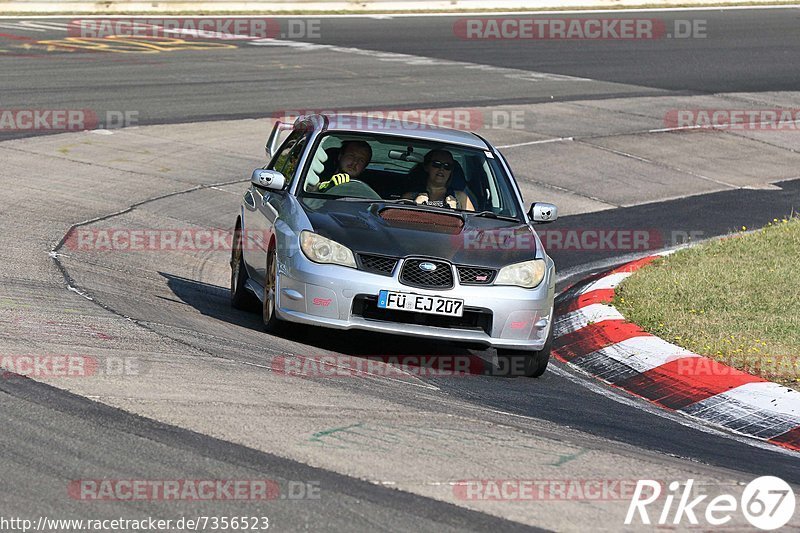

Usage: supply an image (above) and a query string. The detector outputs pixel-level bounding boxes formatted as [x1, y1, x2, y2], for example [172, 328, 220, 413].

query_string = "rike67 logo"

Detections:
[626, 477, 796, 530]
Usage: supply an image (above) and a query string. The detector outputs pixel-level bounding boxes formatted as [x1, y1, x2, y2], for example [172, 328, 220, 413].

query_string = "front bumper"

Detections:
[275, 252, 555, 350]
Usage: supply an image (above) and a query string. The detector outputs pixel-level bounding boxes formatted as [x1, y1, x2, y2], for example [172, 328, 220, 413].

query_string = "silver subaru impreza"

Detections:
[231, 114, 558, 377]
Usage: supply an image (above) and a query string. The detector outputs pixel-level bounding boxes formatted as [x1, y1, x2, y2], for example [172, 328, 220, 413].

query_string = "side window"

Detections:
[481, 159, 500, 211]
[270, 129, 308, 183]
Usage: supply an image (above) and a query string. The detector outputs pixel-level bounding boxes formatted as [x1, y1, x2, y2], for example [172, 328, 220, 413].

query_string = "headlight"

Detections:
[495, 259, 546, 288]
[300, 231, 357, 268]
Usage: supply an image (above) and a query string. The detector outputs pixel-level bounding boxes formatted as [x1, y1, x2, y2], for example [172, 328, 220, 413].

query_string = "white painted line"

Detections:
[715, 382, 800, 419]
[681, 385, 800, 440]
[210, 186, 239, 195]
[580, 140, 743, 189]
[557, 250, 665, 284]
[0, 23, 46, 30]
[592, 336, 699, 374]
[243, 39, 312, 47]
[648, 124, 709, 133]
[248, 39, 592, 83]
[0, 20, 69, 31]
[498, 136, 573, 149]
[547, 363, 800, 457]
[649, 116, 800, 134]
[554, 303, 624, 336]
[67, 285, 94, 301]
[577, 271, 632, 293]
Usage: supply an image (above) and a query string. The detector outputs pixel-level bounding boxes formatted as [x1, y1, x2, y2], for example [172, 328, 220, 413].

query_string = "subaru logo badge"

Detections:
[419, 262, 437, 272]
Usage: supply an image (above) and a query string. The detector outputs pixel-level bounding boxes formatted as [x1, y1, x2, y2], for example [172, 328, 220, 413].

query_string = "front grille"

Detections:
[352, 295, 492, 335]
[456, 266, 497, 285]
[358, 254, 398, 276]
[400, 258, 454, 289]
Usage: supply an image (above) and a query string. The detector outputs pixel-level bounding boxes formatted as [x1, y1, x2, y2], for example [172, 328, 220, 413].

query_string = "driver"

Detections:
[317, 140, 372, 192]
[402, 149, 475, 211]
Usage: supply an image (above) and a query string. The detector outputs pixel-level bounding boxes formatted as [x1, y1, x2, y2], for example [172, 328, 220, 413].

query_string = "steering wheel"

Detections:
[323, 179, 382, 200]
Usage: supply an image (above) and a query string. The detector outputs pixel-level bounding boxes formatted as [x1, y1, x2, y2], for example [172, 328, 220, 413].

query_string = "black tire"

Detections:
[262, 246, 287, 334]
[230, 226, 259, 311]
[497, 326, 553, 378]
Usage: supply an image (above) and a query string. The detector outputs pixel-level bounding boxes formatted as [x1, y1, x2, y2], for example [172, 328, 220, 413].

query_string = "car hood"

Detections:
[300, 198, 539, 268]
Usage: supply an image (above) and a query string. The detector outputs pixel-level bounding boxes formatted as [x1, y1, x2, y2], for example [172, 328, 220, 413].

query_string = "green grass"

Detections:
[615, 216, 800, 388]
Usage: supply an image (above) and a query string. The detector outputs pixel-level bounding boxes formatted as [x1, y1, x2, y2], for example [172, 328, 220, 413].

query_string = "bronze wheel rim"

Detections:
[264, 250, 276, 324]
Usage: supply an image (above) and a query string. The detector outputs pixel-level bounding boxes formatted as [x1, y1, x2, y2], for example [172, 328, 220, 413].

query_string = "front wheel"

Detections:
[230, 226, 259, 311]
[497, 327, 553, 378]
[262, 247, 287, 334]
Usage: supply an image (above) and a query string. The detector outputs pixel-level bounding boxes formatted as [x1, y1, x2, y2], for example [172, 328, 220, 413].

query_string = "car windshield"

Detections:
[298, 132, 522, 219]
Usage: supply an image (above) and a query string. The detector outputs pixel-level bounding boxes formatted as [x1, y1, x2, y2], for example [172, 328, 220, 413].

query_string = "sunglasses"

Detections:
[430, 160, 453, 171]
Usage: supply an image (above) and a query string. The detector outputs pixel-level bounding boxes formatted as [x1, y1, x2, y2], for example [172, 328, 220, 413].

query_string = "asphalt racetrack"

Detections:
[1, 9, 800, 531]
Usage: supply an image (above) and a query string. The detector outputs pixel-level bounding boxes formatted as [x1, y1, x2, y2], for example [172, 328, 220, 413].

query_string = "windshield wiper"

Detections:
[470, 211, 521, 223]
[325, 198, 419, 205]
[325, 197, 382, 202]
[380, 198, 418, 206]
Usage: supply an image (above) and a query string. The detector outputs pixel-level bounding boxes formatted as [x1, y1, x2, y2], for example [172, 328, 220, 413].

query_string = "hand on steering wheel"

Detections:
[414, 192, 458, 209]
[318, 173, 351, 192]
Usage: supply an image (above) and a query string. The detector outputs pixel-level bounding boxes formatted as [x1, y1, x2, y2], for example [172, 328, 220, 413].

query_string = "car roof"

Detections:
[299, 114, 491, 150]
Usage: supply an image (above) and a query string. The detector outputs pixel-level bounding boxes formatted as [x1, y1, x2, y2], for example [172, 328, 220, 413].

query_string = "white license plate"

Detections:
[377, 290, 464, 317]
